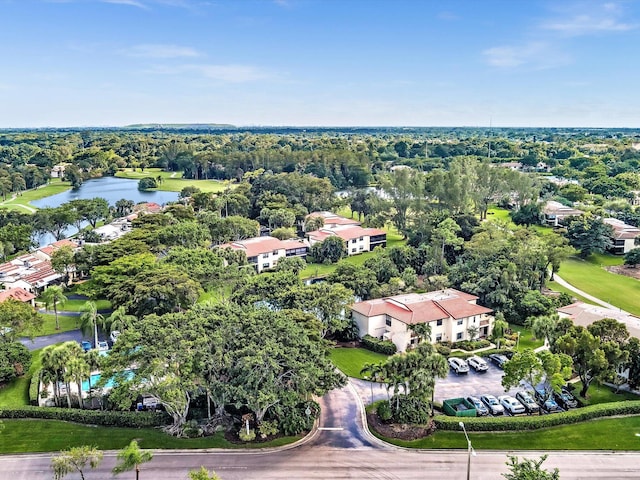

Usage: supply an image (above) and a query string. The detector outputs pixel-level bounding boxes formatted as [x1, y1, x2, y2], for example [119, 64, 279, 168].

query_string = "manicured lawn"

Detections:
[330, 347, 389, 379]
[0, 349, 42, 407]
[36, 314, 79, 335]
[115, 168, 228, 193]
[509, 325, 544, 351]
[377, 416, 640, 450]
[39, 298, 112, 312]
[557, 255, 640, 315]
[0, 179, 71, 213]
[198, 286, 232, 303]
[0, 419, 301, 452]
[572, 381, 639, 406]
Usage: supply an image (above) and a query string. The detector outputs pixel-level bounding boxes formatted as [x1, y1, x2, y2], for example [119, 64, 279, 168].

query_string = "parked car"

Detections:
[488, 353, 509, 369]
[80, 340, 92, 352]
[498, 395, 526, 415]
[110, 330, 121, 344]
[554, 387, 579, 409]
[466, 395, 489, 416]
[448, 357, 469, 374]
[534, 387, 562, 413]
[466, 355, 489, 372]
[98, 341, 109, 352]
[515, 391, 540, 414]
[480, 394, 504, 415]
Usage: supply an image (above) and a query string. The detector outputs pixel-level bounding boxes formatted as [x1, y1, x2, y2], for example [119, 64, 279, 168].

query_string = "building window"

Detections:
[385, 315, 392, 327]
[457, 319, 463, 326]
[456, 332, 463, 340]
[436, 319, 442, 326]
[351, 248, 357, 253]
[436, 333, 442, 342]
[359, 246, 364, 251]
[351, 239, 357, 244]
[272, 250, 279, 255]
[262, 263, 270, 269]
[359, 236, 363, 241]
[262, 253, 269, 258]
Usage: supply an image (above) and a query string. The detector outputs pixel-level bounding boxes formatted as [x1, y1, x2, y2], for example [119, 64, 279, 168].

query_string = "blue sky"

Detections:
[1, 0, 639, 127]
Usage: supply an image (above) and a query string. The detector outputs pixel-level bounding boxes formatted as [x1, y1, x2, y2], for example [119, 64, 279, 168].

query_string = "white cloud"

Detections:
[146, 63, 274, 83]
[101, 0, 148, 8]
[540, 2, 636, 36]
[123, 44, 201, 58]
[482, 42, 568, 69]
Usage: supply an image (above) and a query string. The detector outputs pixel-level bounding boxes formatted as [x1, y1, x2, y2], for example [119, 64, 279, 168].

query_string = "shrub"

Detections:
[238, 428, 256, 442]
[258, 420, 279, 438]
[138, 177, 158, 191]
[29, 369, 41, 406]
[377, 401, 392, 422]
[435, 343, 451, 356]
[0, 342, 31, 383]
[272, 400, 318, 436]
[434, 400, 640, 431]
[451, 339, 491, 351]
[0, 406, 169, 428]
[391, 397, 430, 425]
[361, 335, 397, 355]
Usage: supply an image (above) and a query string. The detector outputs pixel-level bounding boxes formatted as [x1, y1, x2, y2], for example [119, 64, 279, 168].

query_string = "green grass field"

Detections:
[115, 168, 228, 193]
[556, 255, 640, 315]
[38, 298, 112, 312]
[0, 349, 42, 407]
[330, 347, 389, 379]
[0, 419, 300, 452]
[37, 314, 79, 335]
[572, 381, 639, 406]
[376, 415, 640, 450]
[0, 179, 71, 213]
[509, 325, 544, 351]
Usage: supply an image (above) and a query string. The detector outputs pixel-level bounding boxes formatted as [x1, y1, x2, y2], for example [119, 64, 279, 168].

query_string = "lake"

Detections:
[31, 176, 179, 209]
[32, 176, 180, 246]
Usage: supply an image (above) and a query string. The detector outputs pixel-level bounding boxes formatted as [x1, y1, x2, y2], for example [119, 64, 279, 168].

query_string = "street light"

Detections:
[459, 421, 476, 480]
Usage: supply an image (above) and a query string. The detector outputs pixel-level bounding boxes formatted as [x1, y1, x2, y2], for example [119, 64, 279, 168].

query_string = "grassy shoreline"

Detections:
[115, 168, 228, 193]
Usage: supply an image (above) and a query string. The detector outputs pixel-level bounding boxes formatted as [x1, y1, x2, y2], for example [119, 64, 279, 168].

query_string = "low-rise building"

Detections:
[306, 211, 361, 228]
[350, 289, 494, 353]
[306, 225, 387, 255]
[0, 287, 36, 306]
[219, 236, 309, 273]
[603, 218, 640, 255]
[542, 200, 584, 227]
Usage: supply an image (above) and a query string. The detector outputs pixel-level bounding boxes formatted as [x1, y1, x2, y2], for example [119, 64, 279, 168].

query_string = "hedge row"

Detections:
[435, 400, 640, 431]
[0, 406, 170, 428]
[28, 369, 41, 406]
[362, 335, 397, 355]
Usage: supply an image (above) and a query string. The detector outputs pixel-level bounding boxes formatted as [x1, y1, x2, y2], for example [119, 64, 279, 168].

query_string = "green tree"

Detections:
[107, 306, 137, 333]
[80, 301, 104, 349]
[503, 454, 560, 480]
[51, 245, 76, 286]
[40, 286, 67, 331]
[502, 349, 572, 401]
[327, 261, 377, 300]
[51, 446, 103, 480]
[624, 248, 640, 267]
[138, 177, 158, 190]
[0, 341, 31, 383]
[563, 215, 614, 258]
[112, 440, 153, 480]
[309, 235, 347, 264]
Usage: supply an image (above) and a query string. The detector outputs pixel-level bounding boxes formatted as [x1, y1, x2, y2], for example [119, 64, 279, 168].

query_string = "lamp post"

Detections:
[459, 421, 475, 480]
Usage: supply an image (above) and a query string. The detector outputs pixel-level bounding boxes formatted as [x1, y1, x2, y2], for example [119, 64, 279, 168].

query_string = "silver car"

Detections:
[480, 394, 504, 415]
[515, 391, 540, 413]
[467, 355, 489, 372]
[499, 395, 526, 415]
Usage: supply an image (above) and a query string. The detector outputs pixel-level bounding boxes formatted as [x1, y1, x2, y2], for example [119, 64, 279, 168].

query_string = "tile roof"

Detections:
[306, 225, 386, 242]
[603, 218, 640, 240]
[307, 211, 361, 226]
[219, 236, 308, 259]
[0, 287, 36, 303]
[351, 289, 492, 325]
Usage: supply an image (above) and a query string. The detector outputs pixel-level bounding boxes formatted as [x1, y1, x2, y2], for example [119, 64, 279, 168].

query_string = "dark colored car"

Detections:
[534, 387, 562, 413]
[515, 391, 540, 414]
[554, 387, 579, 409]
[466, 395, 489, 416]
[488, 353, 509, 369]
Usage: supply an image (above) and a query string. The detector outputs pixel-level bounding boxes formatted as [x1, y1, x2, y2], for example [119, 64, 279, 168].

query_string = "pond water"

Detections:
[32, 177, 180, 246]
[31, 176, 179, 209]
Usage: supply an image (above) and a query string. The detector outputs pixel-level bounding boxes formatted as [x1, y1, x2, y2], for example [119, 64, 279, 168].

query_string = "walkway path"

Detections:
[553, 273, 631, 314]
[0, 193, 36, 212]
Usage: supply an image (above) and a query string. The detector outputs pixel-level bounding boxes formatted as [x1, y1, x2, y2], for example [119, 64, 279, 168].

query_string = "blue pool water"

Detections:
[81, 370, 134, 392]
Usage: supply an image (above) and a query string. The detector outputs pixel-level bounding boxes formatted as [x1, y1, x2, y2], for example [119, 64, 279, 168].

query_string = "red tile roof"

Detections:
[219, 236, 308, 259]
[307, 211, 361, 226]
[307, 225, 386, 242]
[0, 287, 35, 303]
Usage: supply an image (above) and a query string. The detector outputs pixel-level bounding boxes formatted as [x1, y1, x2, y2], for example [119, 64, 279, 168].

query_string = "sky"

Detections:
[1, 0, 640, 128]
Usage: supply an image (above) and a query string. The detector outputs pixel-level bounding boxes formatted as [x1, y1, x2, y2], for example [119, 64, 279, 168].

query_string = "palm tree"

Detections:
[112, 440, 153, 480]
[107, 306, 136, 333]
[67, 356, 89, 409]
[79, 301, 104, 349]
[360, 362, 385, 405]
[84, 349, 100, 408]
[40, 286, 67, 330]
[41, 345, 63, 406]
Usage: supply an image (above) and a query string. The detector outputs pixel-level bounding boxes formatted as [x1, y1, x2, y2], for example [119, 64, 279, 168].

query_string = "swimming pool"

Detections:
[81, 370, 134, 392]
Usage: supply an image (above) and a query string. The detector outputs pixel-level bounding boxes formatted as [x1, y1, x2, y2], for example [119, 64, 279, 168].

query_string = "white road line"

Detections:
[318, 427, 344, 431]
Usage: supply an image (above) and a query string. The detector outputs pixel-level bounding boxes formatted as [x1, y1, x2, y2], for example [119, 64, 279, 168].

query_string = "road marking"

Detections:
[318, 427, 344, 431]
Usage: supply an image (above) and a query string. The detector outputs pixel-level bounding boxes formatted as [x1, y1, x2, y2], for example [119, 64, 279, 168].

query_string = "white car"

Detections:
[448, 357, 469, 374]
[480, 394, 504, 415]
[110, 330, 121, 344]
[499, 395, 526, 415]
[466, 355, 489, 372]
[98, 341, 109, 352]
